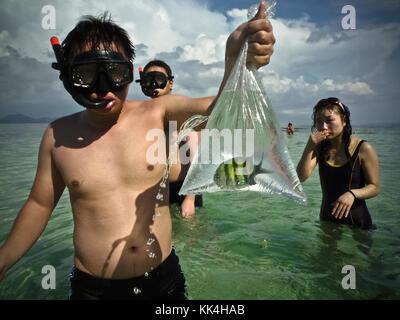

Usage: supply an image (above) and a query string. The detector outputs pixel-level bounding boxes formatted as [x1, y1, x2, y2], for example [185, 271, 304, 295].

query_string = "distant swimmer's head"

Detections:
[137, 60, 174, 98]
[51, 12, 135, 111]
[312, 97, 352, 141]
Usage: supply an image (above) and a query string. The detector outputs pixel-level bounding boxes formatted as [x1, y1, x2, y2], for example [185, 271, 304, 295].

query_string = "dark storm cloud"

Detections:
[0, 45, 79, 118]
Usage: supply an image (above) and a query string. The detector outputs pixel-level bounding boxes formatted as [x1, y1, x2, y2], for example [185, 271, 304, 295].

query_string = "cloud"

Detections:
[226, 8, 247, 20]
[0, 0, 232, 116]
[262, 71, 318, 95]
[258, 15, 399, 123]
[180, 34, 227, 65]
[322, 79, 373, 95]
[0, 43, 78, 117]
[0, 0, 399, 124]
[262, 71, 373, 96]
[0, 31, 11, 57]
[281, 108, 310, 116]
[0, 0, 229, 62]
[268, 17, 400, 78]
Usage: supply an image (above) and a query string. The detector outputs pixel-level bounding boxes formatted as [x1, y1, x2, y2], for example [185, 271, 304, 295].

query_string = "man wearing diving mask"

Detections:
[136, 61, 174, 98]
[0, 2, 275, 300]
[66, 50, 134, 108]
[138, 60, 203, 218]
[50, 30, 134, 113]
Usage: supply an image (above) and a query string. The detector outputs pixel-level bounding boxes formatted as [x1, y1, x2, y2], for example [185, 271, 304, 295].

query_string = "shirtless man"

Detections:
[137, 59, 203, 218]
[0, 2, 275, 299]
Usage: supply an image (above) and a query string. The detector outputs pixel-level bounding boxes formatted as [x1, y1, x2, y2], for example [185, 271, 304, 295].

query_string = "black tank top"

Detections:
[318, 140, 373, 229]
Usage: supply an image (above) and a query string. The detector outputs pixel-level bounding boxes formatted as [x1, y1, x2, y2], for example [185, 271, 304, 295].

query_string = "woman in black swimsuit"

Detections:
[297, 97, 380, 229]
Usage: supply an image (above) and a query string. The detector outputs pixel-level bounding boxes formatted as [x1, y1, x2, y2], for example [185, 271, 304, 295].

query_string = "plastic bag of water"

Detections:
[179, 1, 306, 203]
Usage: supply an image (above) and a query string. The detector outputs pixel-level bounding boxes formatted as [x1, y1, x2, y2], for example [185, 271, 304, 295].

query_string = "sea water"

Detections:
[0, 123, 399, 299]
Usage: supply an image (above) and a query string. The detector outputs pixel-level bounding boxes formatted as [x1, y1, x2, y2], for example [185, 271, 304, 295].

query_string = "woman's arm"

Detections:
[296, 138, 318, 182]
[332, 141, 380, 219]
[296, 132, 328, 182]
[351, 141, 380, 200]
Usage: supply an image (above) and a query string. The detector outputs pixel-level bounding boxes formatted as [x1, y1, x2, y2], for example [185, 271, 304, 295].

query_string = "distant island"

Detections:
[0, 114, 53, 124]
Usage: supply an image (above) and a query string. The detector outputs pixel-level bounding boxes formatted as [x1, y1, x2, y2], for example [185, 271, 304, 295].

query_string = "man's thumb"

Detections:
[251, 1, 268, 21]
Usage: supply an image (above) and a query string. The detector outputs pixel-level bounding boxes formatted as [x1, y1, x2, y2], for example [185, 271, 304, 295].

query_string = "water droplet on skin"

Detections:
[156, 193, 164, 201]
[133, 287, 141, 295]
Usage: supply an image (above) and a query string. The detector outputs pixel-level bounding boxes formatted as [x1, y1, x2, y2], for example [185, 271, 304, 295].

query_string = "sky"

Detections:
[0, 0, 399, 125]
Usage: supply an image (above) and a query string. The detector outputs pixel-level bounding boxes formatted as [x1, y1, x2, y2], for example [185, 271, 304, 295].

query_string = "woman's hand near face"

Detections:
[309, 130, 329, 147]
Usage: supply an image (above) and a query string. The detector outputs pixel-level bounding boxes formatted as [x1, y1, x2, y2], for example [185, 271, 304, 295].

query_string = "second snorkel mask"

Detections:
[50, 37, 134, 109]
[136, 68, 174, 98]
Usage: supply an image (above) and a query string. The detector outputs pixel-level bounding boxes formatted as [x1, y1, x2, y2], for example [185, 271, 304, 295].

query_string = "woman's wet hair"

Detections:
[62, 12, 135, 62]
[311, 97, 353, 164]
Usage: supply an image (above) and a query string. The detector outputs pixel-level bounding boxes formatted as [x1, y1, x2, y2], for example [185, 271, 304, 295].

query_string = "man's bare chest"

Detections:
[52, 123, 167, 195]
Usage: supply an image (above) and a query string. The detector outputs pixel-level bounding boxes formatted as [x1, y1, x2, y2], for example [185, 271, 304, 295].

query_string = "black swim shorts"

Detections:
[69, 249, 187, 300]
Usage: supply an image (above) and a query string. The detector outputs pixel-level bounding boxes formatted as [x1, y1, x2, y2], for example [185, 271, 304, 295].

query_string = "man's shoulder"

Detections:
[124, 98, 166, 117]
[124, 99, 147, 109]
[40, 112, 82, 145]
[50, 111, 82, 127]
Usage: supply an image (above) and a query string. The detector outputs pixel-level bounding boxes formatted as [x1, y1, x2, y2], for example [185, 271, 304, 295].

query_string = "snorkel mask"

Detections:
[136, 68, 174, 97]
[50, 37, 134, 109]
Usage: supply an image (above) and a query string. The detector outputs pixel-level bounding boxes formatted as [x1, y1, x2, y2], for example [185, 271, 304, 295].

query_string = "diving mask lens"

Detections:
[105, 62, 132, 86]
[70, 63, 98, 88]
[69, 51, 133, 91]
[154, 73, 168, 88]
[142, 72, 168, 90]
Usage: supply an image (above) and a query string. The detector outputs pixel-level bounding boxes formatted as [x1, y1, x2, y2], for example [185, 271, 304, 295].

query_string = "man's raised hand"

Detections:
[225, 1, 275, 70]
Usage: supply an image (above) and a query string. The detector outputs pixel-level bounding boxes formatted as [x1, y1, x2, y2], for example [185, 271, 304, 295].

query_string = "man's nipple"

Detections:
[71, 180, 80, 188]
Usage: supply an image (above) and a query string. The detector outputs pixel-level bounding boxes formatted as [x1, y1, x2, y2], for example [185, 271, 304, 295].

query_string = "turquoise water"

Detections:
[0, 123, 399, 299]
